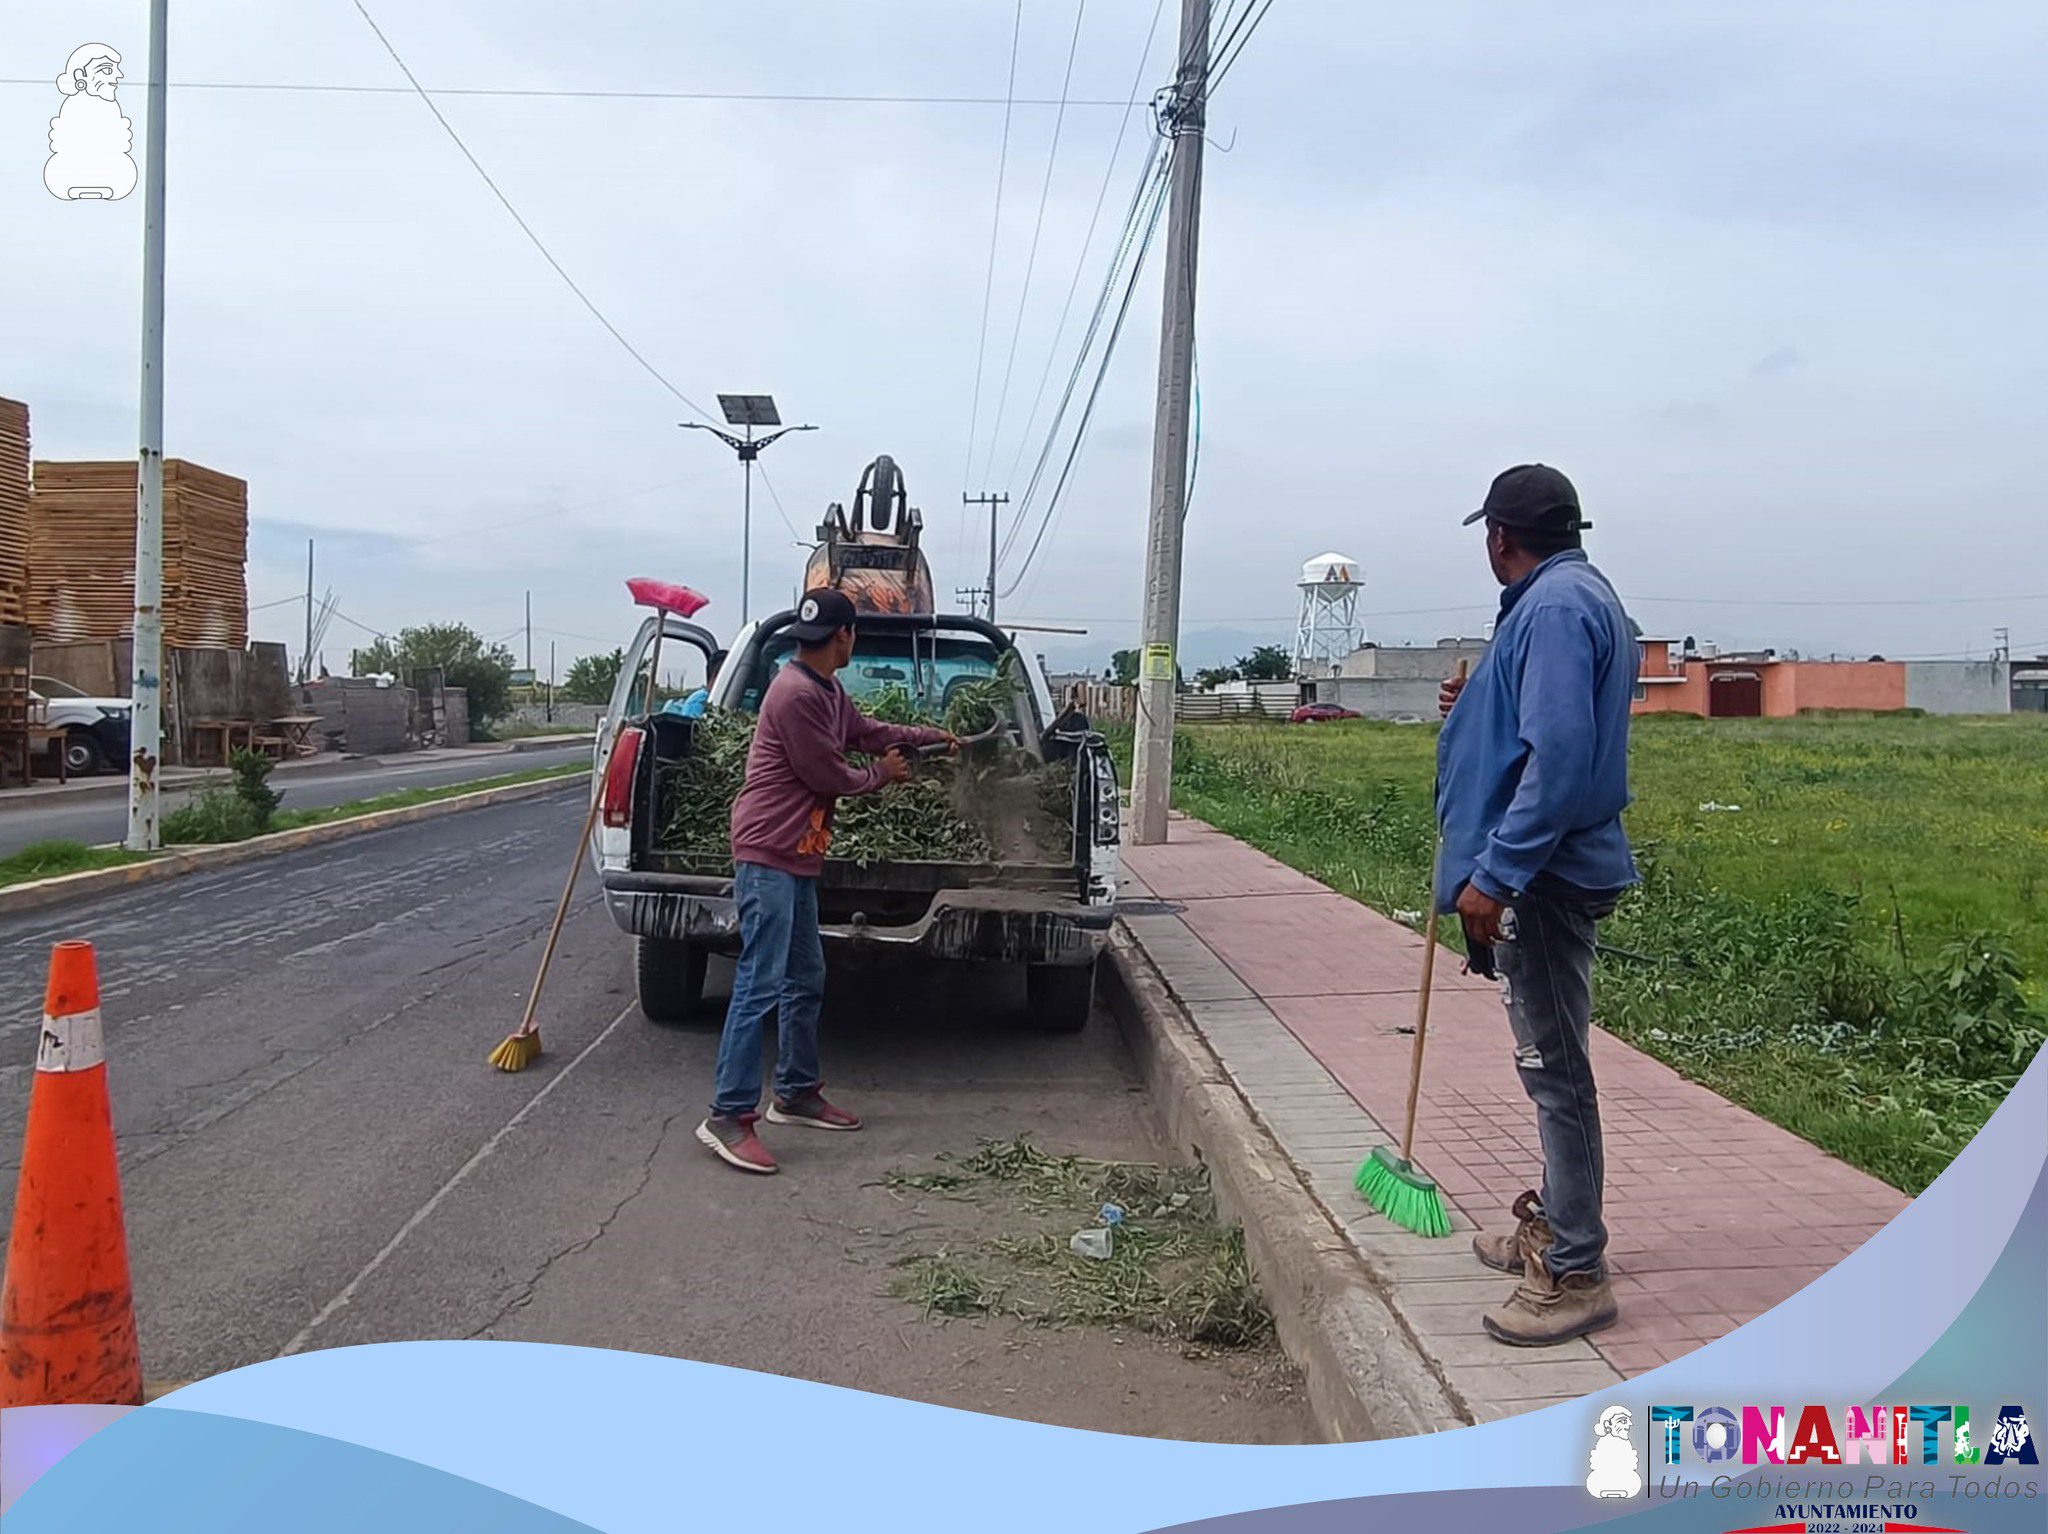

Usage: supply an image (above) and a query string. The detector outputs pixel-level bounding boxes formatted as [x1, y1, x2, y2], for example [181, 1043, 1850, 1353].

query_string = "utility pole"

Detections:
[302, 539, 314, 684]
[1994, 626, 2010, 662]
[547, 639, 555, 722]
[962, 491, 1009, 622]
[1129, 0, 1208, 847]
[954, 584, 986, 619]
[524, 589, 532, 672]
[126, 0, 170, 853]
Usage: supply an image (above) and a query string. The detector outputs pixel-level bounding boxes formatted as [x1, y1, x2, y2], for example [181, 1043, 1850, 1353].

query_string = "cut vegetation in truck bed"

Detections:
[654, 674, 1072, 870]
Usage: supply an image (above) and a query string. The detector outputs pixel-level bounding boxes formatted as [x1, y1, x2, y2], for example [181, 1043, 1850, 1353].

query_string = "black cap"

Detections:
[787, 586, 859, 643]
[1463, 464, 1591, 532]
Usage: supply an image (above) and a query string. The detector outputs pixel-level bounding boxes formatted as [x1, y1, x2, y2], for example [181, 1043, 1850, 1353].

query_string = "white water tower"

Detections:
[1294, 552, 1364, 675]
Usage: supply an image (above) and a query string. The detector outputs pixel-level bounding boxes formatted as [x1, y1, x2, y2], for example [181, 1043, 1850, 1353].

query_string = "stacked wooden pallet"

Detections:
[0, 398, 28, 628]
[26, 458, 249, 647]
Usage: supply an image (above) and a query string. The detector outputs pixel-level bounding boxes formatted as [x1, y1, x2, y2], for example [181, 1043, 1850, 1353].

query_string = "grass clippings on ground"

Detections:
[885, 1136, 1273, 1351]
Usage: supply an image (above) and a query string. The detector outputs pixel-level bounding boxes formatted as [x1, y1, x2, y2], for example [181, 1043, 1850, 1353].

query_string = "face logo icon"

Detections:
[799, 598, 819, 623]
[46, 43, 138, 200]
[1587, 1404, 1643, 1499]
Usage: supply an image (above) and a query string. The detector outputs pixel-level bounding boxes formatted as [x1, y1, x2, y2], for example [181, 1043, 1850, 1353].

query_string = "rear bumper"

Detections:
[600, 872, 1110, 967]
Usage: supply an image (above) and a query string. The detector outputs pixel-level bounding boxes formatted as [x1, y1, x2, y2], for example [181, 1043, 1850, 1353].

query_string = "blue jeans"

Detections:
[709, 862, 826, 1117]
[1478, 881, 1616, 1279]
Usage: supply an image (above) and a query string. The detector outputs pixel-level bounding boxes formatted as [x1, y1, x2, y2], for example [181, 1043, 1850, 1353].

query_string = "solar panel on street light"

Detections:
[718, 394, 781, 427]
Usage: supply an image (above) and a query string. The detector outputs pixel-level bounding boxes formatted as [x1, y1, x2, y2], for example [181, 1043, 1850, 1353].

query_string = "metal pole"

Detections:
[741, 423, 754, 624]
[524, 589, 532, 671]
[126, 0, 170, 852]
[987, 496, 999, 624]
[547, 639, 555, 722]
[1129, 0, 1208, 847]
[302, 539, 313, 684]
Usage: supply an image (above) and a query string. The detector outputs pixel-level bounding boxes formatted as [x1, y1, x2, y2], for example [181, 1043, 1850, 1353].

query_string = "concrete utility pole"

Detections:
[524, 589, 532, 671]
[962, 491, 1009, 622]
[126, 0, 170, 853]
[1129, 0, 1208, 847]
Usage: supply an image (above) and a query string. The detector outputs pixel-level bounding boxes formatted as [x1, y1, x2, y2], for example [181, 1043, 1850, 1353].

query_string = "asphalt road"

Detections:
[0, 788, 1308, 1441]
[0, 742, 591, 857]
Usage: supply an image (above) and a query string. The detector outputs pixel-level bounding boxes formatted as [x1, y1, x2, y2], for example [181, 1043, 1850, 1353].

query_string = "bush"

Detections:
[162, 789, 262, 845]
[229, 748, 282, 831]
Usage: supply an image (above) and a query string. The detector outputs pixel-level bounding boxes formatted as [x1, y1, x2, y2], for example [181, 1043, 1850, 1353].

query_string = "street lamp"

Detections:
[681, 394, 816, 624]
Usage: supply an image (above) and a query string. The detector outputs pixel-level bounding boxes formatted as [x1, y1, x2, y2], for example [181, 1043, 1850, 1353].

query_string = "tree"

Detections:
[562, 648, 626, 704]
[1234, 645, 1294, 682]
[350, 622, 515, 738]
[1193, 666, 1239, 691]
[1107, 648, 1140, 686]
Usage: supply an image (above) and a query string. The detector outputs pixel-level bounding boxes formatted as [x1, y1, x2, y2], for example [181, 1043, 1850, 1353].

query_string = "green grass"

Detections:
[1120, 714, 2048, 1194]
[160, 761, 586, 845]
[0, 839, 151, 891]
[268, 762, 585, 832]
[487, 720, 597, 740]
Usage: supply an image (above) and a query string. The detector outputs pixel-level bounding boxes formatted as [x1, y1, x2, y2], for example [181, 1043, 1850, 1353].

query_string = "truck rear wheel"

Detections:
[637, 937, 709, 1024]
[1025, 962, 1094, 1033]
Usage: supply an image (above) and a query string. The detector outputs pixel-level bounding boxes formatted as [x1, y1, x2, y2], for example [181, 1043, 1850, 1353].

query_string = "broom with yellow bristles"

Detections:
[488, 780, 605, 1072]
[1354, 660, 1465, 1237]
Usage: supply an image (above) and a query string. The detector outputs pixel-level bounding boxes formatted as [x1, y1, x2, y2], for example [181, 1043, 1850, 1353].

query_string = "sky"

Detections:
[5, 1, 2046, 683]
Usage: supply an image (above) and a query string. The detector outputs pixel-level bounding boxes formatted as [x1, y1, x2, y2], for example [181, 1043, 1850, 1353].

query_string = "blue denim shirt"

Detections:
[1434, 550, 1639, 912]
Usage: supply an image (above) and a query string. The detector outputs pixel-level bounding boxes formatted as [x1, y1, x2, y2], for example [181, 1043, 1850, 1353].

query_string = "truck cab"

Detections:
[590, 607, 1121, 1032]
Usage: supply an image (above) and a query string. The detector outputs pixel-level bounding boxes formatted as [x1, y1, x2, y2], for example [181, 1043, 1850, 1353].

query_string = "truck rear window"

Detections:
[735, 632, 1003, 717]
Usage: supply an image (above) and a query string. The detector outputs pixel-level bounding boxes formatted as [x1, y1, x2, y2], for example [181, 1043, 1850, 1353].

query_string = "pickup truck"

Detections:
[590, 607, 1122, 1032]
[31, 675, 132, 775]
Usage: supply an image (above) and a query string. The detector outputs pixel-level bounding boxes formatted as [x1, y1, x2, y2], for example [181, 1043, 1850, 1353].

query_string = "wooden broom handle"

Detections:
[516, 714, 627, 1039]
[1400, 658, 1468, 1162]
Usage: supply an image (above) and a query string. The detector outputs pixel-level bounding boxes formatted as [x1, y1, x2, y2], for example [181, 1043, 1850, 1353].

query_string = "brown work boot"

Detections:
[1473, 1189, 1552, 1274]
[1482, 1257, 1619, 1347]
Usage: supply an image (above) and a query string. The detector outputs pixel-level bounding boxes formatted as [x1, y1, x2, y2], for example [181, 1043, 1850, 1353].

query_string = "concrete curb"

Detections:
[507, 733, 595, 753]
[1101, 925, 1467, 1442]
[0, 771, 589, 917]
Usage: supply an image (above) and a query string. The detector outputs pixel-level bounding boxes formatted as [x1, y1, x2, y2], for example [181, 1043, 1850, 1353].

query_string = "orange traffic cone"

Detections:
[0, 940, 142, 1406]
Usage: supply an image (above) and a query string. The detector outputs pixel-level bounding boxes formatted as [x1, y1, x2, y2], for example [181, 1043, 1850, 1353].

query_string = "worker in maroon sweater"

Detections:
[698, 587, 955, 1174]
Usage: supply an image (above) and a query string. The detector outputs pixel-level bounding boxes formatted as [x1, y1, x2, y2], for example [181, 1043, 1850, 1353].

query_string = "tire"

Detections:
[637, 937, 709, 1024]
[1025, 961, 1095, 1033]
[64, 728, 105, 776]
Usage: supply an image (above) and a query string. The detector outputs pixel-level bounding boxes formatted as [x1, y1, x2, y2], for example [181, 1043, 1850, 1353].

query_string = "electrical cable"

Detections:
[978, 0, 1091, 489]
[1207, 0, 1278, 96]
[752, 460, 805, 543]
[0, 77, 1144, 109]
[960, 0, 1027, 508]
[995, 139, 1168, 570]
[350, 3, 715, 423]
[999, 151, 1174, 597]
[1002, 0, 1170, 492]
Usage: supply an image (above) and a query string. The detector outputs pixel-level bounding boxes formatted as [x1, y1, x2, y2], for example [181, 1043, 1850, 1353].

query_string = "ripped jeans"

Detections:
[1470, 880, 1616, 1279]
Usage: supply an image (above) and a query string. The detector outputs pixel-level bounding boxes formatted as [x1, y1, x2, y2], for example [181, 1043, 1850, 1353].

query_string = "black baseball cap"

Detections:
[1463, 464, 1591, 532]
[788, 586, 859, 643]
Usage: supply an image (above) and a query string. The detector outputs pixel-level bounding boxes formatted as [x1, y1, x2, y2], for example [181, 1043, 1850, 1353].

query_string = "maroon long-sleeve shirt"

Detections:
[728, 660, 946, 878]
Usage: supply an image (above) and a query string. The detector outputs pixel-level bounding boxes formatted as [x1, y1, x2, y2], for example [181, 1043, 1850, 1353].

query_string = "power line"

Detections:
[960, 1, 1027, 506]
[979, 0, 1091, 488]
[0, 77, 1146, 108]
[1626, 591, 2048, 609]
[1207, 0, 1279, 96]
[752, 460, 805, 543]
[350, 3, 715, 423]
[999, 146, 1175, 598]
[1002, 0, 1170, 492]
[996, 139, 1169, 571]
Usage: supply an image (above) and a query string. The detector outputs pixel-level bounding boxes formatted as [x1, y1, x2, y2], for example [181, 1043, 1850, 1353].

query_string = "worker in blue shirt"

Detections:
[1435, 464, 1638, 1349]
[661, 651, 724, 719]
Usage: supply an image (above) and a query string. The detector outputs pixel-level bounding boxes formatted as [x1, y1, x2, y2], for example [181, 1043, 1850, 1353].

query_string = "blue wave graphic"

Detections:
[5, 1406, 602, 1531]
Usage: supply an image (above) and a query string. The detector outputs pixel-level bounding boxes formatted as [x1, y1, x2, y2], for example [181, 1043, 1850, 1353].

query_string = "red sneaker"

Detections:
[696, 1112, 778, 1173]
[766, 1088, 862, 1131]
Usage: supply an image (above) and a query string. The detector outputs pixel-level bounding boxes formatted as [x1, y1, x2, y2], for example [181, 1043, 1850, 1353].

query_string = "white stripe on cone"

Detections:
[37, 1007, 105, 1072]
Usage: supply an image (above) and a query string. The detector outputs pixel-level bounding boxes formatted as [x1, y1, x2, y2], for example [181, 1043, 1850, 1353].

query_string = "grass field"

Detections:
[1140, 713, 2048, 1193]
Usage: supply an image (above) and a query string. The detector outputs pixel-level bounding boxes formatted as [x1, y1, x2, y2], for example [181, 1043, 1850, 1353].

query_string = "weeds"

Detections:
[885, 1137, 1273, 1350]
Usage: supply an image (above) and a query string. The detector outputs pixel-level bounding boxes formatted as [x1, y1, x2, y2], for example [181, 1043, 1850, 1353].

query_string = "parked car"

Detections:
[30, 676, 131, 775]
[590, 608, 1122, 1032]
[1288, 702, 1361, 724]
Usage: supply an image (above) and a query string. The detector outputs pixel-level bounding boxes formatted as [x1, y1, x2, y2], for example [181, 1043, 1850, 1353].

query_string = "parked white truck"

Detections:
[589, 457, 1120, 1032]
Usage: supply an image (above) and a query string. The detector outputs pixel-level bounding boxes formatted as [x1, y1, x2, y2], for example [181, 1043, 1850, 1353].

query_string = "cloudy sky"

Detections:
[6, 1, 2046, 680]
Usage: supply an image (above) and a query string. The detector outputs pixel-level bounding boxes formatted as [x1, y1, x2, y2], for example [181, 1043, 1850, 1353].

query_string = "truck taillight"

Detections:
[601, 729, 642, 829]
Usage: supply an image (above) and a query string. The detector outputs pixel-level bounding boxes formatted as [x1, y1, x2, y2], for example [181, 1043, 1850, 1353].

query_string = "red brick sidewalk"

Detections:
[1121, 820, 1908, 1389]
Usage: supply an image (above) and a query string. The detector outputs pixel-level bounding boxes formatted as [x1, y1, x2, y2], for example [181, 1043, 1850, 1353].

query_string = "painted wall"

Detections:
[1904, 660, 2009, 714]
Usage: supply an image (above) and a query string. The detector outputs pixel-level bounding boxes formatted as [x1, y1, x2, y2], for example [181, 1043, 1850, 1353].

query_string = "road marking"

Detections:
[280, 1000, 639, 1357]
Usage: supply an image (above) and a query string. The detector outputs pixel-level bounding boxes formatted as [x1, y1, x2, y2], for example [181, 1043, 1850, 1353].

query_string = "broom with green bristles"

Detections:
[1354, 663, 1465, 1237]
